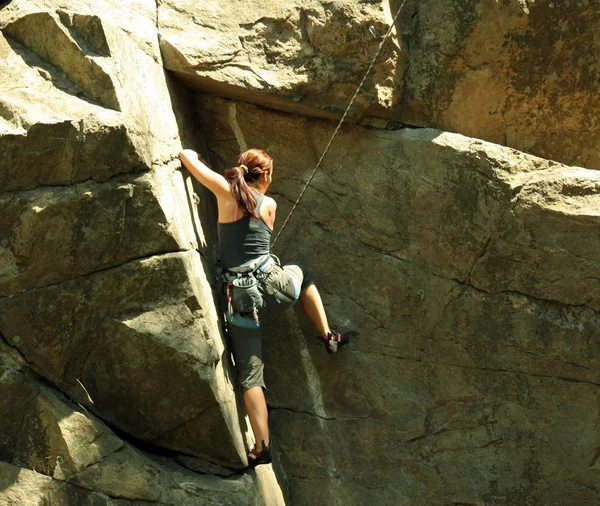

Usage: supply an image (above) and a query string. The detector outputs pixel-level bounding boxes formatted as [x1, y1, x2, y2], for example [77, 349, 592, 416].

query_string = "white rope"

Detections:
[272, 0, 407, 248]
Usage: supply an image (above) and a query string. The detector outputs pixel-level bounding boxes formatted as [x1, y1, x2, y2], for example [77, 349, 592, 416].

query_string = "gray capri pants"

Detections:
[227, 260, 312, 391]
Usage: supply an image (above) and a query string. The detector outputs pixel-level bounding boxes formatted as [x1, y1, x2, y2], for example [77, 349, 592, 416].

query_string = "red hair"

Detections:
[224, 149, 273, 219]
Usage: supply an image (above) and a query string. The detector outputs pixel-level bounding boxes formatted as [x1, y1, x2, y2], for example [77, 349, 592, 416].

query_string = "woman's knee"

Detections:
[300, 281, 316, 296]
[293, 260, 313, 291]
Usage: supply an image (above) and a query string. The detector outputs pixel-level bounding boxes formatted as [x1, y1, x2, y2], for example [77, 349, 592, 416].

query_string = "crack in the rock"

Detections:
[289, 472, 388, 491]
[64, 472, 170, 505]
[150, 401, 220, 441]
[67, 441, 126, 479]
[345, 230, 600, 314]
[269, 405, 369, 421]
[361, 350, 600, 388]
[320, 287, 387, 329]
[355, 237, 412, 264]
[405, 420, 498, 444]
[425, 437, 503, 455]
[1, 334, 41, 465]
[0, 165, 151, 198]
[0, 330, 30, 367]
[0, 248, 192, 301]
[463, 236, 492, 284]
[588, 447, 600, 468]
[466, 280, 598, 314]
[418, 284, 465, 352]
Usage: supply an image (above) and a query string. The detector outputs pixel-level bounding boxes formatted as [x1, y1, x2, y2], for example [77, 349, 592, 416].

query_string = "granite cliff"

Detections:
[0, 1, 598, 505]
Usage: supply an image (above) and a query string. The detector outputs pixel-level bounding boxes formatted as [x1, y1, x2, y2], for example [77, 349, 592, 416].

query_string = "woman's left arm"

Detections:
[179, 149, 230, 198]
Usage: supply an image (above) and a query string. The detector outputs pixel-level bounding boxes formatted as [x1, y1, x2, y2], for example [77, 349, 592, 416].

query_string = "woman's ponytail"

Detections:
[224, 149, 273, 220]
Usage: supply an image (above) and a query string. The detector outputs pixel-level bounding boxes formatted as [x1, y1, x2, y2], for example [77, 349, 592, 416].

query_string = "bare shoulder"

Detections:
[261, 195, 277, 229]
[263, 195, 277, 209]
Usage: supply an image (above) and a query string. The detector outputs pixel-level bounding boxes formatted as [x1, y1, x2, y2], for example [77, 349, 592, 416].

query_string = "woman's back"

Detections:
[218, 193, 272, 269]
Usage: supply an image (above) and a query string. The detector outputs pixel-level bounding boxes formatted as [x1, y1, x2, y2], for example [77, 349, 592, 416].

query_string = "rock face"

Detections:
[1, 0, 599, 505]
[197, 96, 600, 505]
[0, 345, 262, 506]
[400, 0, 600, 170]
[158, 0, 403, 122]
[0, 1, 285, 504]
[160, 0, 600, 168]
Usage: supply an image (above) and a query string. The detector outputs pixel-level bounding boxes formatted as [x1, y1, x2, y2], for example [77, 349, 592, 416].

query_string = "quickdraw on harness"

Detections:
[271, 0, 407, 249]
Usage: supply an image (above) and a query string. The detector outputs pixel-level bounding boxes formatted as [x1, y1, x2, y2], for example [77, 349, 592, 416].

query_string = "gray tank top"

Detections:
[218, 192, 272, 269]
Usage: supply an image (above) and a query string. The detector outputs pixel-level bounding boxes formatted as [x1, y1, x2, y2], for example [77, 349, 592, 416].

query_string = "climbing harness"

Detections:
[222, 254, 275, 326]
[271, 0, 408, 248]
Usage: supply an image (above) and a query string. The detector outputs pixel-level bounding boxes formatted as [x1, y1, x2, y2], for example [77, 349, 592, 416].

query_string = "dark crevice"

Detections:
[288, 472, 388, 491]
[269, 405, 369, 421]
[463, 236, 492, 284]
[63, 475, 170, 505]
[418, 284, 465, 352]
[588, 447, 600, 468]
[336, 232, 600, 314]
[361, 349, 600, 388]
[0, 247, 193, 301]
[150, 401, 220, 441]
[0, 330, 30, 366]
[0, 154, 181, 198]
[65, 442, 126, 479]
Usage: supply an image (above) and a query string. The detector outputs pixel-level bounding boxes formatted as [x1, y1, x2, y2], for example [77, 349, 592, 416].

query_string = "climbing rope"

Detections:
[271, 0, 408, 248]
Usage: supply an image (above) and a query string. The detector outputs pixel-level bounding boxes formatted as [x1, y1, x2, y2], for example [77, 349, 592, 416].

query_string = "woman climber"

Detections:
[179, 148, 349, 468]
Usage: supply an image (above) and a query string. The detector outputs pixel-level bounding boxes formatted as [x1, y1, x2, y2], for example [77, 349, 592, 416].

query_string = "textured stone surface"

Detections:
[0, 349, 264, 506]
[158, 0, 402, 121]
[0, 173, 182, 296]
[0, 1, 287, 503]
[68, 445, 258, 506]
[0, 0, 160, 59]
[0, 252, 247, 466]
[1, 0, 185, 174]
[400, 0, 600, 169]
[0, 462, 133, 506]
[2, 0, 599, 503]
[197, 96, 600, 505]
[159, 0, 600, 168]
[0, 31, 143, 193]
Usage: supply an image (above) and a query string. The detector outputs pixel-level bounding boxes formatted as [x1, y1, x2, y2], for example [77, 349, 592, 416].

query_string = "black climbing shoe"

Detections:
[320, 328, 349, 354]
[248, 441, 271, 468]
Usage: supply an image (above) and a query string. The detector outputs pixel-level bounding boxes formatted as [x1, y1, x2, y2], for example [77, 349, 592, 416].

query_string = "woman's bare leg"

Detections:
[243, 386, 269, 448]
[299, 283, 330, 339]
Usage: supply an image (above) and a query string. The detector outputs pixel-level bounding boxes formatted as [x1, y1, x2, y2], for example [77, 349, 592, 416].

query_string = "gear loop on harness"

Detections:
[221, 254, 276, 326]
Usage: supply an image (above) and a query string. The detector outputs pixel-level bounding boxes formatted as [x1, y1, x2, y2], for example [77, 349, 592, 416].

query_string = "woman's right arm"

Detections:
[179, 149, 230, 198]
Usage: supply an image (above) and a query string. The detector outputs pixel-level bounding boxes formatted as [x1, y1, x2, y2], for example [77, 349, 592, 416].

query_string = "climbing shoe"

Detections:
[248, 441, 271, 468]
[320, 328, 349, 354]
